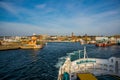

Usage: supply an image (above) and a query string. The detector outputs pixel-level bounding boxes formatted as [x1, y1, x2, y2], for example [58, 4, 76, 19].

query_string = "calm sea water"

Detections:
[0, 42, 120, 80]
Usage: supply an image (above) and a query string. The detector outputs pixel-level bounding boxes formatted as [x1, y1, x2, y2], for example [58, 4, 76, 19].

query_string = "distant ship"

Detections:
[80, 39, 86, 45]
[57, 47, 120, 80]
[95, 42, 109, 47]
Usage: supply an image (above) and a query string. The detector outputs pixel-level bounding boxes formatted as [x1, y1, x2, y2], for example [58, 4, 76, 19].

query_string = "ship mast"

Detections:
[84, 46, 87, 59]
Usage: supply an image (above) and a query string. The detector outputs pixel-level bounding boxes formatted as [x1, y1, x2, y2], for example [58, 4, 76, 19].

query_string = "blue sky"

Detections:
[0, 0, 120, 36]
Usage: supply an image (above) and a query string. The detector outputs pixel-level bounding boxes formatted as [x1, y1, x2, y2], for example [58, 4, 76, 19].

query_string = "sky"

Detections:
[0, 0, 120, 36]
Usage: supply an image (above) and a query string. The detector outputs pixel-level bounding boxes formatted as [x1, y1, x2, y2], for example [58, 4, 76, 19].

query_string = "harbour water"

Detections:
[0, 42, 120, 80]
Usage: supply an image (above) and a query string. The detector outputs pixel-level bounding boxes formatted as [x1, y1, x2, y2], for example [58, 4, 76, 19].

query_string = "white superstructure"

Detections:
[58, 47, 120, 80]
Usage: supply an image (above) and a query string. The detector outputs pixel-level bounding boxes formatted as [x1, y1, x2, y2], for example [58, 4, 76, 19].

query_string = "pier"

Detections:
[0, 45, 20, 51]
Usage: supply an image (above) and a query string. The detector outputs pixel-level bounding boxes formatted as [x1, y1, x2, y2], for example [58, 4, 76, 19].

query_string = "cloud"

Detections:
[35, 4, 46, 9]
[0, 2, 18, 16]
[0, 21, 47, 36]
[91, 10, 119, 19]
[35, 3, 55, 13]
[0, 0, 120, 36]
[43, 9, 120, 35]
[0, 1, 55, 22]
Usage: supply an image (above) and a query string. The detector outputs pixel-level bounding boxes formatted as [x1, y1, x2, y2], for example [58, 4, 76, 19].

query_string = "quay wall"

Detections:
[0, 45, 20, 51]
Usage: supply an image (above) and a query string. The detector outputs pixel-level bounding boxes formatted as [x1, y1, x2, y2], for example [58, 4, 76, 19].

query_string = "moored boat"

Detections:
[58, 47, 120, 80]
[20, 34, 43, 49]
[95, 42, 110, 47]
[20, 44, 43, 49]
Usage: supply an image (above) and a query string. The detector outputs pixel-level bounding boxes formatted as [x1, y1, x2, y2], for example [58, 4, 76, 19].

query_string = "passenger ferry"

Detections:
[58, 47, 120, 80]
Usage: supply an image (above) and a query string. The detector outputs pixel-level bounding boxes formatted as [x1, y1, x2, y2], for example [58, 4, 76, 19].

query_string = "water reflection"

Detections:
[29, 49, 39, 62]
[0, 43, 120, 80]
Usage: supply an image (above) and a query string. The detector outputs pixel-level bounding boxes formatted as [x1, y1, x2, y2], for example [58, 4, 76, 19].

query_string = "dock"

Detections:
[0, 45, 20, 51]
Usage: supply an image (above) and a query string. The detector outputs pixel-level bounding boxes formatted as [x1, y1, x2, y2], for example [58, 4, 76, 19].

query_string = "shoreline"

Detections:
[0, 44, 44, 51]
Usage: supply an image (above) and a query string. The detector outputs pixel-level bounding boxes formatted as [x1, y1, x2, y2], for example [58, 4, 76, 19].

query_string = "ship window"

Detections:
[109, 70, 113, 72]
[104, 68, 107, 71]
[109, 65, 113, 68]
[104, 64, 107, 67]
[71, 74, 74, 77]
[111, 59, 113, 63]
[77, 77, 80, 80]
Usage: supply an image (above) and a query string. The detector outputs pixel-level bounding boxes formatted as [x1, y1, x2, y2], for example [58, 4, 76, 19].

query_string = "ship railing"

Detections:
[58, 66, 63, 80]
[76, 60, 96, 64]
